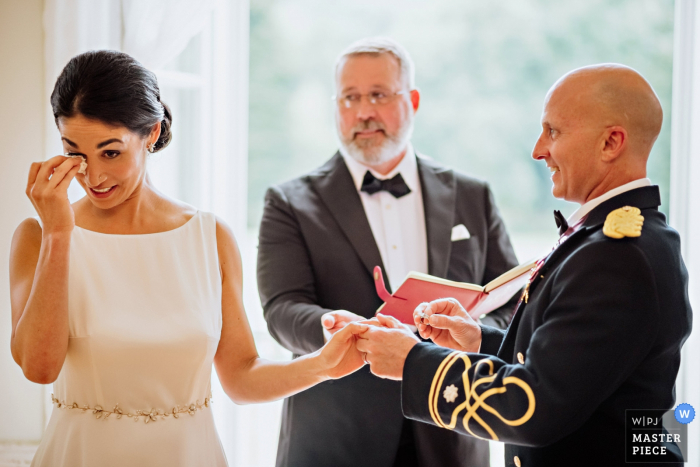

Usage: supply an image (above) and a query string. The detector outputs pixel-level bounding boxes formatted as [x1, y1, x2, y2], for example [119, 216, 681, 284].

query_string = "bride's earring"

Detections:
[147, 142, 156, 153]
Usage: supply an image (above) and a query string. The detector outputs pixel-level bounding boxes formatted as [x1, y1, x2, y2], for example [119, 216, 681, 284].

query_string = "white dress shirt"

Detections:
[567, 178, 652, 225]
[341, 144, 429, 293]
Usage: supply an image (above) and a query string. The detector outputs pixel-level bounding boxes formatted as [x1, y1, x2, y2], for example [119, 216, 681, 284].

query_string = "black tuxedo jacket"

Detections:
[402, 186, 692, 467]
[257, 152, 519, 467]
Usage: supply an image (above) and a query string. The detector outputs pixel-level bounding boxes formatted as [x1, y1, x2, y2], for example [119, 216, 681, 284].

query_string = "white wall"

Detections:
[0, 0, 48, 447]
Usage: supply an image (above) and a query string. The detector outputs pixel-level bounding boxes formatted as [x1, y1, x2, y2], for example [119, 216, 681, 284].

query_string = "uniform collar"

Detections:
[583, 185, 662, 228]
[568, 178, 652, 226]
[341, 142, 417, 192]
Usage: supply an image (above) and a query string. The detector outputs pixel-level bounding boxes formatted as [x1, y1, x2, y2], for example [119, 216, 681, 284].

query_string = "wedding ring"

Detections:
[362, 352, 369, 364]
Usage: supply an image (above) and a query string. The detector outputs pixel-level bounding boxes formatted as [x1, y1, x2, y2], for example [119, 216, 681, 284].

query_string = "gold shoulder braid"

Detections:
[51, 394, 212, 423]
[603, 206, 644, 239]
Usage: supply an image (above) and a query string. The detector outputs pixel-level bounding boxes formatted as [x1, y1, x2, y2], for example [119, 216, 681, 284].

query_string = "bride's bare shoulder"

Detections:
[159, 197, 198, 226]
[12, 217, 42, 247]
[213, 216, 238, 250]
[213, 216, 242, 277]
[10, 218, 43, 273]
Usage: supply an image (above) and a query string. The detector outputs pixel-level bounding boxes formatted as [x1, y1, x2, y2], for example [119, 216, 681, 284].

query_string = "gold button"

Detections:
[392, 245, 397, 250]
[517, 352, 524, 364]
[514, 455, 521, 467]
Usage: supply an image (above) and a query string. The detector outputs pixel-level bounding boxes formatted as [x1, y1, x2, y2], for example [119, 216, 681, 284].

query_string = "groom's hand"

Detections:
[413, 298, 482, 352]
[349, 313, 419, 380]
[322, 310, 365, 342]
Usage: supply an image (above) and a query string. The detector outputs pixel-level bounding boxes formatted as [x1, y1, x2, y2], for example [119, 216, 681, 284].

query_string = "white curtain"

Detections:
[42, 0, 216, 159]
[671, 1, 700, 466]
[121, 0, 215, 70]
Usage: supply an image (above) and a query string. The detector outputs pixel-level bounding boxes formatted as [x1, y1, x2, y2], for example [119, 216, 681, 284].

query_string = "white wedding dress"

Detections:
[31, 211, 228, 467]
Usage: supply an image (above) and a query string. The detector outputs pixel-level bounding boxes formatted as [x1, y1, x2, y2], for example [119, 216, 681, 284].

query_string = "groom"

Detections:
[351, 64, 692, 466]
[257, 37, 519, 466]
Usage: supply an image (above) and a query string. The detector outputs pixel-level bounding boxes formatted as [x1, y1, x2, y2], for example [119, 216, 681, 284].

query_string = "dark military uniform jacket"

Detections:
[402, 186, 692, 466]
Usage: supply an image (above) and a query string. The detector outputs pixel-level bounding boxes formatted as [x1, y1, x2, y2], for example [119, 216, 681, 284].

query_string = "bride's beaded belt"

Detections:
[51, 393, 212, 423]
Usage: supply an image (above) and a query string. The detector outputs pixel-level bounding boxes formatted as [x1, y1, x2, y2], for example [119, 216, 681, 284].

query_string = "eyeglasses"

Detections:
[332, 90, 409, 109]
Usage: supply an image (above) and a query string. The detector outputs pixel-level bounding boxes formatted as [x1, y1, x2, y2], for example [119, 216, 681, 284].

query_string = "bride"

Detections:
[9, 50, 363, 467]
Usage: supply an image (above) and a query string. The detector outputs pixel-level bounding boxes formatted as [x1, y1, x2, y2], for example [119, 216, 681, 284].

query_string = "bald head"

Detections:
[533, 64, 664, 204]
[547, 64, 663, 156]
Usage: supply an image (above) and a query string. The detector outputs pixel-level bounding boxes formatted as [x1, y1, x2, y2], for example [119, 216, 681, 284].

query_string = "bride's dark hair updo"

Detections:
[50, 50, 172, 152]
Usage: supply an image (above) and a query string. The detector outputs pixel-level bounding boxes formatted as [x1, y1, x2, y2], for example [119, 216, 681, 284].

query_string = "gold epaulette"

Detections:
[603, 206, 644, 239]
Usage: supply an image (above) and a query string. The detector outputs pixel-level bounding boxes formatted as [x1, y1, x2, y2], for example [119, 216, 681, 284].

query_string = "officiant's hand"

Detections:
[317, 323, 366, 380]
[321, 310, 364, 342]
[349, 313, 419, 380]
[413, 298, 482, 352]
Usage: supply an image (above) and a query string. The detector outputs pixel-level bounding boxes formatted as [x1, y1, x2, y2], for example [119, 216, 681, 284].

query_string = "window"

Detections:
[150, 30, 211, 207]
[248, 0, 675, 261]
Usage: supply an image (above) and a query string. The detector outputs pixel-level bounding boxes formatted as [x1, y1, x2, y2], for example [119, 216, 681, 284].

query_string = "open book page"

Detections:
[403, 272, 484, 292]
[402, 258, 538, 294]
[483, 258, 539, 292]
[469, 269, 532, 317]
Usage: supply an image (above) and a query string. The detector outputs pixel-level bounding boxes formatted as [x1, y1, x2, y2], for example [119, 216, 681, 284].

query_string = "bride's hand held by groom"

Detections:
[348, 313, 420, 380]
[345, 298, 483, 380]
[316, 311, 385, 380]
[317, 296, 484, 381]
[321, 309, 365, 342]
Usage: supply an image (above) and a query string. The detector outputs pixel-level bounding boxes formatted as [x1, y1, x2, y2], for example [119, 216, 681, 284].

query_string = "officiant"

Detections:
[350, 64, 692, 466]
[256, 37, 520, 467]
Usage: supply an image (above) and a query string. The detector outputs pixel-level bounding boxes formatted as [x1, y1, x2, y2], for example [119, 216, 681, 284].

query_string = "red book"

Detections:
[373, 259, 539, 325]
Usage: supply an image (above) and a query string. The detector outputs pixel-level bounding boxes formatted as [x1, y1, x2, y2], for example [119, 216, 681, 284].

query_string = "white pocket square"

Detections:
[451, 224, 471, 241]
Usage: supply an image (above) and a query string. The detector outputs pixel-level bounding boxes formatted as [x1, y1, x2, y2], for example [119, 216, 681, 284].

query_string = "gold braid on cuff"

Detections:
[428, 353, 535, 441]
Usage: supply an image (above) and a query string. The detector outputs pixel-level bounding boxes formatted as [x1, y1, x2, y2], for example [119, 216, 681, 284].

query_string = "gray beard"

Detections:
[337, 118, 414, 166]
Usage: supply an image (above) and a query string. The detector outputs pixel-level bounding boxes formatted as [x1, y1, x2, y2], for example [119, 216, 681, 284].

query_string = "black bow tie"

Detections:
[360, 171, 412, 199]
[553, 210, 569, 236]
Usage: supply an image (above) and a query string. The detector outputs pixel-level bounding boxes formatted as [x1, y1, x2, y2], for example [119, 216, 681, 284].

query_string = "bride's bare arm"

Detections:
[10, 157, 83, 384]
[213, 219, 364, 404]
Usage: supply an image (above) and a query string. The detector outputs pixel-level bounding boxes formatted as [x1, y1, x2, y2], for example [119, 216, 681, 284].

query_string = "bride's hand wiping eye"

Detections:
[26, 156, 83, 235]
